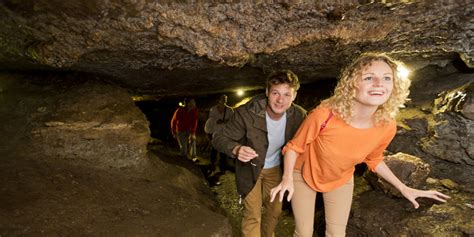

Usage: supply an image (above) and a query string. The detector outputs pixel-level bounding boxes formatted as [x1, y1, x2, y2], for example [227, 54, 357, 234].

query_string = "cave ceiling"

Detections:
[0, 1, 472, 96]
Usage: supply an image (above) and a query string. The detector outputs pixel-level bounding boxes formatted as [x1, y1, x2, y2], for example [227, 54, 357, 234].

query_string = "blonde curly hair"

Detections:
[320, 53, 411, 124]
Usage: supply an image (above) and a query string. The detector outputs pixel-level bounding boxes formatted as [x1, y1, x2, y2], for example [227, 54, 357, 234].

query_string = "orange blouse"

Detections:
[283, 106, 397, 192]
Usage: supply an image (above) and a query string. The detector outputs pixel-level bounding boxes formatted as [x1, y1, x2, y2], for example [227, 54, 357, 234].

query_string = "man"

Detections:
[212, 70, 306, 237]
[204, 94, 234, 174]
[170, 98, 199, 160]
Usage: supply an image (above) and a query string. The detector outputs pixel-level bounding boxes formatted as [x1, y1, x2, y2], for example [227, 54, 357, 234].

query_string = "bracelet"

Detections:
[233, 145, 242, 158]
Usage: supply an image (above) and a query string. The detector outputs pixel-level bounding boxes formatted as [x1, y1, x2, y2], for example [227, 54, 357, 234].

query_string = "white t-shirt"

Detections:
[264, 112, 286, 169]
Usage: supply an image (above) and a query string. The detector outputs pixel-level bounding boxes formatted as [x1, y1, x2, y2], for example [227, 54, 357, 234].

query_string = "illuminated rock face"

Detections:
[0, 1, 472, 95]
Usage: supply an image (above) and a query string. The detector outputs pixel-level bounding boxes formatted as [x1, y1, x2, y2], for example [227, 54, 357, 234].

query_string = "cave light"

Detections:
[236, 89, 245, 97]
[397, 65, 410, 79]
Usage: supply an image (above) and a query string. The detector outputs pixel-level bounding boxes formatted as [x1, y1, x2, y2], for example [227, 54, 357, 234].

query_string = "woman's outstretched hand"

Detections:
[270, 177, 294, 203]
[375, 161, 451, 209]
[400, 186, 451, 209]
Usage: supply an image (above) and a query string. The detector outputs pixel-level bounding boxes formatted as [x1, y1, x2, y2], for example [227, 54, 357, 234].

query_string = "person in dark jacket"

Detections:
[205, 94, 234, 174]
[212, 70, 306, 237]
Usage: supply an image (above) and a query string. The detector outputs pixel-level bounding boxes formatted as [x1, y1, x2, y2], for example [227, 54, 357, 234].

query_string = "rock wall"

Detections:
[389, 66, 474, 185]
[0, 73, 150, 169]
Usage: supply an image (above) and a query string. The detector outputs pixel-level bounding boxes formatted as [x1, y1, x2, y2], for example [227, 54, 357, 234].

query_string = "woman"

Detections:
[270, 53, 450, 236]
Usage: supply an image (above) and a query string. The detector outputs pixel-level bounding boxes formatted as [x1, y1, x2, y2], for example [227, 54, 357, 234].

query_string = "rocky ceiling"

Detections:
[0, 1, 472, 96]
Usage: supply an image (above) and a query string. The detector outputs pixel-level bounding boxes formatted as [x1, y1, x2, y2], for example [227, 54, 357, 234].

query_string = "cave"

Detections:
[0, 1, 473, 236]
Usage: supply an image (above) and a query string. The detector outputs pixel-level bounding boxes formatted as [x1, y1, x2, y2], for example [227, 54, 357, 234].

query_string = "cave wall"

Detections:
[389, 65, 474, 187]
[0, 72, 150, 169]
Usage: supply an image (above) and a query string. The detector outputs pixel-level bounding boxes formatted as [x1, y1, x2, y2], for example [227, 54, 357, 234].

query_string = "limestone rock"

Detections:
[388, 118, 428, 157]
[364, 152, 431, 197]
[433, 82, 474, 120]
[439, 178, 459, 190]
[409, 65, 473, 104]
[32, 83, 150, 169]
[1, 73, 151, 169]
[421, 110, 474, 165]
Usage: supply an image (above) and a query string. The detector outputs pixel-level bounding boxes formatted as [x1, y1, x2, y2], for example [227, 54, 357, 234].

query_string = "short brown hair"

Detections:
[266, 70, 300, 91]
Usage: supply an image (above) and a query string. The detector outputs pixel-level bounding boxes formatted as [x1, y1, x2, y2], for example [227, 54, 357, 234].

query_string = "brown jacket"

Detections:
[212, 94, 306, 197]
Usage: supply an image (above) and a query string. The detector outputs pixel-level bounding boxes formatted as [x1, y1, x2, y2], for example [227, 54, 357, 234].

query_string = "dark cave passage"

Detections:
[134, 79, 337, 144]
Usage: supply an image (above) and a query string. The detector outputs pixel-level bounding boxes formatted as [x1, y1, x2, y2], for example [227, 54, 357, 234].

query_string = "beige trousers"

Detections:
[292, 171, 354, 237]
[242, 166, 283, 237]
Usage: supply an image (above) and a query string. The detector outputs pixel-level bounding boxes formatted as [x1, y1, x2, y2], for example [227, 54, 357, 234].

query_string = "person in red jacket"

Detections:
[170, 98, 199, 160]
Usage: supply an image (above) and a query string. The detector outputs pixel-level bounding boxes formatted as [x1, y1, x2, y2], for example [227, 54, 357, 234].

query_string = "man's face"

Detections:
[265, 83, 297, 119]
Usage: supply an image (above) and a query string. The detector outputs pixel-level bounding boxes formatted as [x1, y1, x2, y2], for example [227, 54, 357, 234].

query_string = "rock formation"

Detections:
[0, 1, 472, 95]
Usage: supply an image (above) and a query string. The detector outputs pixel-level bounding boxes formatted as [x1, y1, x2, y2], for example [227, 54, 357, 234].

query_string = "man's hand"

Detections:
[233, 145, 258, 163]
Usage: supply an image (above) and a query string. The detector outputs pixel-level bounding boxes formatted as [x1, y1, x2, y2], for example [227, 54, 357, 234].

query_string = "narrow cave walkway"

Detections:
[148, 139, 298, 237]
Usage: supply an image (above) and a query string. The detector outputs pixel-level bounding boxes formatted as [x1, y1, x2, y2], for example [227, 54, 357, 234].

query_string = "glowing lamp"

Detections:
[398, 66, 410, 79]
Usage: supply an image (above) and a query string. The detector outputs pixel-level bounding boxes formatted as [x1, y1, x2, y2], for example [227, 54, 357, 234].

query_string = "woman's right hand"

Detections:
[270, 177, 294, 203]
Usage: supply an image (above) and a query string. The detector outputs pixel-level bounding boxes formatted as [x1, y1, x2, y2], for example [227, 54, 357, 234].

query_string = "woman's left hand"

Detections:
[399, 186, 451, 209]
